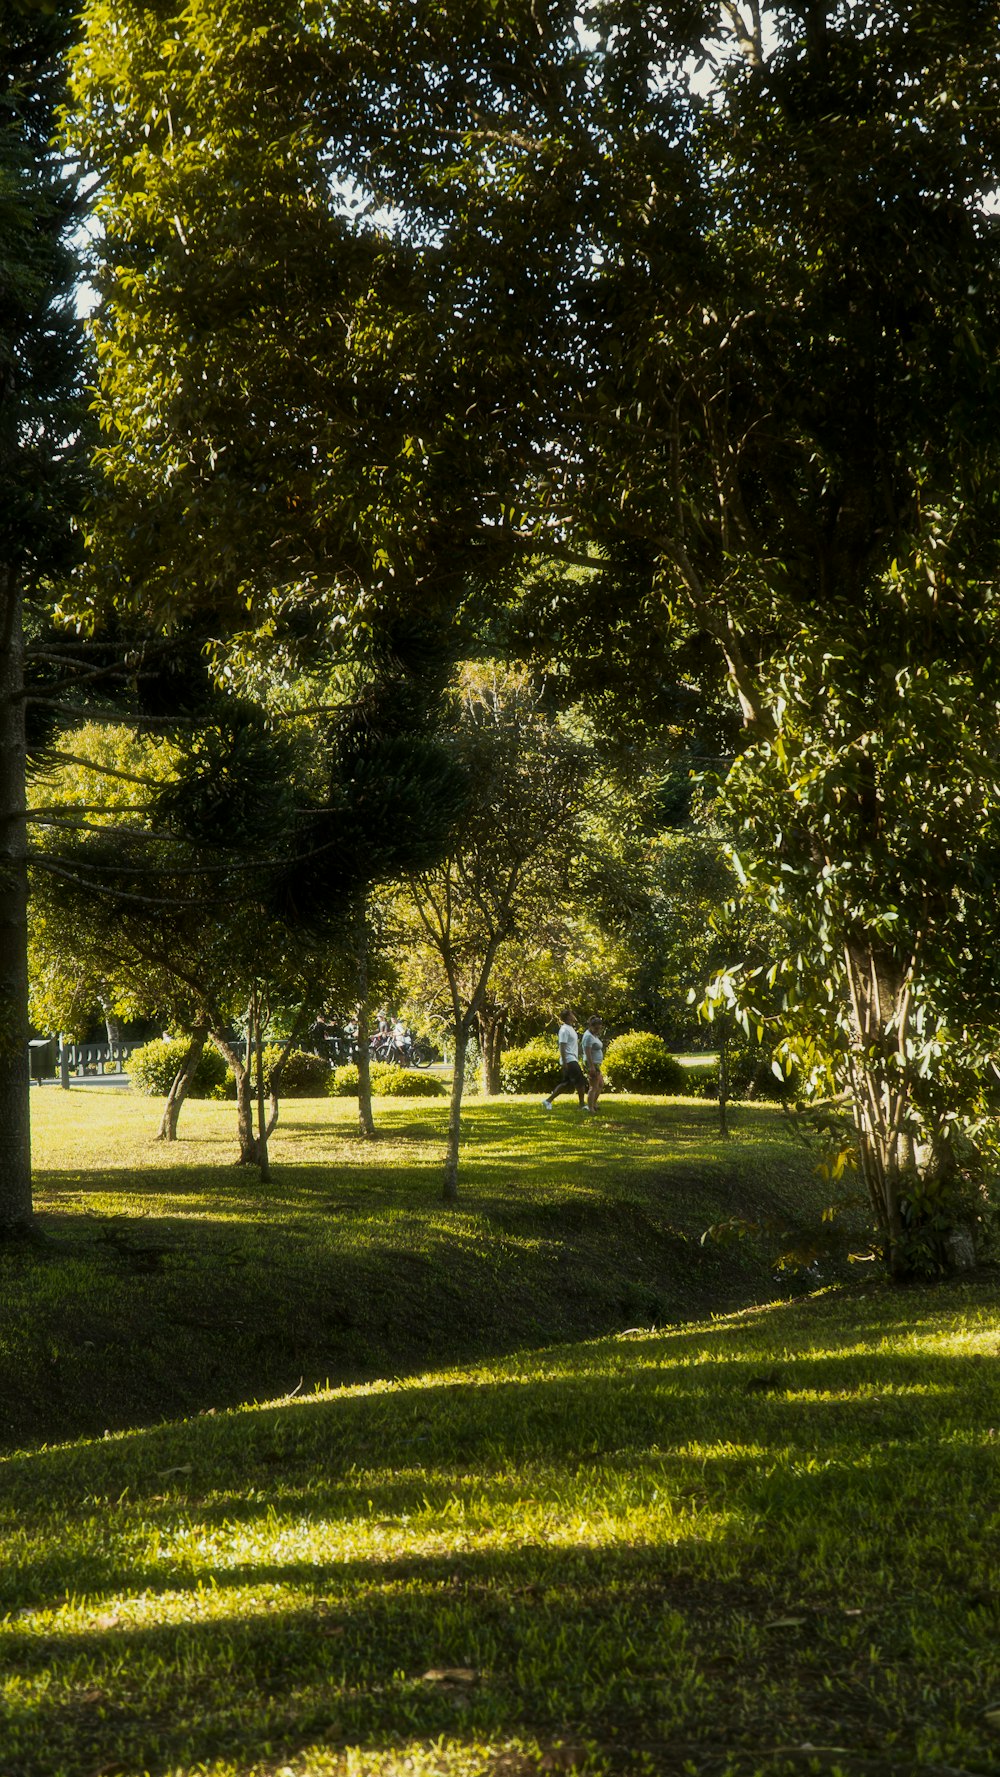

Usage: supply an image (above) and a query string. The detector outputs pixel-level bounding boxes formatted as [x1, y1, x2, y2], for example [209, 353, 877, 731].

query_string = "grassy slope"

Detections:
[1, 1091, 997, 1777]
[6, 1089, 864, 1450]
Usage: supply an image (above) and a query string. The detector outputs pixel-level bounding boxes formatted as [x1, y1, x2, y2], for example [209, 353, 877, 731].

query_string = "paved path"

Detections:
[35, 1073, 129, 1089]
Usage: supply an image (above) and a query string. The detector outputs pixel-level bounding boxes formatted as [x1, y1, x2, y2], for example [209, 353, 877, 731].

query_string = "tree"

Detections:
[64, 0, 536, 686]
[28, 712, 318, 1161]
[277, 1, 1000, 1272]
[67, 2, 1000, 1270]
[566, 5, 1000, 1270]
[29, 671, 462, 1161]
[399, 663, 587, 1199]
[0, 1, 84, 1231]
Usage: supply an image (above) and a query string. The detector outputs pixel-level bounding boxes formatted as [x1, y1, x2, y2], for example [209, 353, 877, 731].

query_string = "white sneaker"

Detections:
[541, 1098, 552, 1112]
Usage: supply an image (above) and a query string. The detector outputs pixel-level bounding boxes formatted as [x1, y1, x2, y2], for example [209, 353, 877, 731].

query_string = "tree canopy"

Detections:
[65, 1, 1000, 1269]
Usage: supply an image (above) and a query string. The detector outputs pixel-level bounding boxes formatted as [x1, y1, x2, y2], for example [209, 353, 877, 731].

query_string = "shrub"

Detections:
[330, 1062, 446, 1098]
[262, 1045, 331, 1098]
[330, 1062, 360, 1097]
[216, 1045, 333, 1100]
[685, 1060, 720, 1098]
[602, 1031, 687, 1094]
[126, 1037, 228, 1099]
[499, 1036, 560, 1095]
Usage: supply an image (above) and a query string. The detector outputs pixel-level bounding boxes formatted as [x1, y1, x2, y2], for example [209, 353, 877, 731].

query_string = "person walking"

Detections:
[581, 1015, 606, 1114]
[541, 1010, 587, 1111]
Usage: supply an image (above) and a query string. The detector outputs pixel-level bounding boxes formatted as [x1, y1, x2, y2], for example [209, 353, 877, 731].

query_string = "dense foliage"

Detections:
[602, 1033, 687, 1096]
[498, 1037, 560, 1096]
[65, 1, 1000, 1268]
[330, 1062, 446, 1098]
[0, 0, 85, 1229]
[126, 1037, 227, 1099]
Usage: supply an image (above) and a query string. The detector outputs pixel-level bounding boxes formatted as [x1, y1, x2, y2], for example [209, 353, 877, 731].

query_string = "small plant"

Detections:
[898, 1173, 980, 1278]
[126, 1037, 228, 1098]
[499, 1036, 560, 1095]
[330, 1061, 446, 1098]
[603, 1030, 687, 1093]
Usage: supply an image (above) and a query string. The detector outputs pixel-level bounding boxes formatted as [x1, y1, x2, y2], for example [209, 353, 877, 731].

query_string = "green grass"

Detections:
[8, 1089, 863, 1450]
[2, 1090, 997, 1776]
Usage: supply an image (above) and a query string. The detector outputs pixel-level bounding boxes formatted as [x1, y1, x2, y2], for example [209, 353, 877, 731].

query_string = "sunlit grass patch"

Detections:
[1, 1284, 999, 1774]
[4, 1091, 998, 1772]
[5, 1087, 866, 1457]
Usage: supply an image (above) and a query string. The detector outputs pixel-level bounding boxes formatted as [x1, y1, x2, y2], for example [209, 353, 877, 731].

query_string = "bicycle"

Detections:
[370, 1032, 433, 1068]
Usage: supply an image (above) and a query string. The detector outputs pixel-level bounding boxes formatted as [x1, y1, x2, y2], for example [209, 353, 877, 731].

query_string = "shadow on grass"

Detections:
[1, 1318, 998, 1777]
[4, 1112, 859, 1455]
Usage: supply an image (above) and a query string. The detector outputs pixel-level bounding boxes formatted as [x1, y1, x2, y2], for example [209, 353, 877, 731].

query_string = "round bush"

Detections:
[330, 1061, 445, 1098]
[126, 1037, 228, 1098]
[217, 1045, 333, 1100]
[602, 1031, 687, 1094]
[499, 1036, 560, 1095]
[262, 1045, 331, 1098]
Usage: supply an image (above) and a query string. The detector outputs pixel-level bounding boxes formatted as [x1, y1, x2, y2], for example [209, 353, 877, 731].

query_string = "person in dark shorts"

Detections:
[581, 1015, 606, 1113]
[541, 1010, 587, 1111]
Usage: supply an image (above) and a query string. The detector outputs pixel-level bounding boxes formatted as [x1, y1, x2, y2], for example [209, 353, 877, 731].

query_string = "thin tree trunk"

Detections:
[717, 1031, 729, 1139]
[251, 992, 270, 1183]
[443, 1020, 470, 1203]
[0, 580, 32, 1234]
[356, 1001, 376, 1137]
[259, 1001, 308, 1154]
[354, 902, 376, 1138]
[100, 995, 123, 1049]
[236, 1064, 257, 1164]
[209, 1030, 259, 1165]
[157, 1026, 207, 1141]
[476, 1005, 506, 1096]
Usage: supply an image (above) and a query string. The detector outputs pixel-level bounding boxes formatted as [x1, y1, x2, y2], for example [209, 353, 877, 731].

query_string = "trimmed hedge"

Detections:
[330, 1062, 446, 1098]
[499, 1037, 560, 1095]
[602, 1031, 687, 1094]
[126, 1037, 228, 1099]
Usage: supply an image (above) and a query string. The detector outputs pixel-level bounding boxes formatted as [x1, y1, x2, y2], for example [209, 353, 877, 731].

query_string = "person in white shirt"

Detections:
[581, 1015, 606, 1113]
[542, 1010, 587, 1111]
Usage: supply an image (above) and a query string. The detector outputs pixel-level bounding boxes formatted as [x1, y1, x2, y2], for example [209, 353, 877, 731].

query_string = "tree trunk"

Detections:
[355, 1001, 376, 1138]
[0, 581, 32, 1234]
[717, 1031, 729, 1139]
[236, 1062, 259, 1165]
[100, 995, 124, 1049]
[443, 1021, 470, 1203]
[210, 1031, 261, 1165]
[843, 939, 916, 1276]
[476, 1004, 506, 1096]
[252, 995, 270, 1183]
[254, 1002, 308, 1168]
[354, 903, 376, 1138]
[157, 1026, 207, 1141]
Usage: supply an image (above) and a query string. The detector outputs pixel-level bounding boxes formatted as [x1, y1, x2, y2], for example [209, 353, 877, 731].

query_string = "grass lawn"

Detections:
[1, 1089, 997, 1776]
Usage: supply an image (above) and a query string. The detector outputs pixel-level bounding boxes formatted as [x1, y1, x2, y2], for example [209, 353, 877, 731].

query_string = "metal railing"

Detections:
[28, 1039, 137, 1084]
